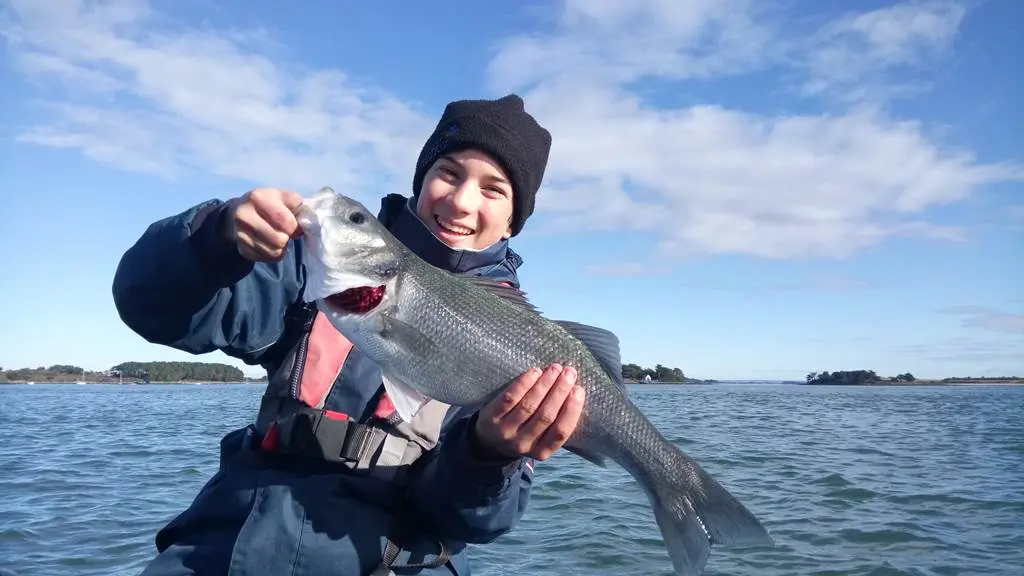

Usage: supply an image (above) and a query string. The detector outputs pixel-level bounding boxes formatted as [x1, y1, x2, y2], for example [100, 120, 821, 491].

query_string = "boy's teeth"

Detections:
[436, 217, 472, 235]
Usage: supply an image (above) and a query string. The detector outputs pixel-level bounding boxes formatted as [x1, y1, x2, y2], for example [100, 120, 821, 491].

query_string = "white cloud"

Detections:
[2, 0, 434, 201]
[892, 338, 1024, 367]
[486, 0, 1021, 260]
[4, 0, 1021, 263]
[801, 0, 968, 102]
[488, 0, 778, 88]
[505, 86, 1014, 259]
[938, 306, 1024, 335]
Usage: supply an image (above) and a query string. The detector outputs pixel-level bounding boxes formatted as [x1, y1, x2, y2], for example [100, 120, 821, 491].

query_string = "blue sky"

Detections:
[1, 0, 1021, 381]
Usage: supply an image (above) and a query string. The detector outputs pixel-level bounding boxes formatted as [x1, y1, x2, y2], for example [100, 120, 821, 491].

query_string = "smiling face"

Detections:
[415, 149, 515, 251]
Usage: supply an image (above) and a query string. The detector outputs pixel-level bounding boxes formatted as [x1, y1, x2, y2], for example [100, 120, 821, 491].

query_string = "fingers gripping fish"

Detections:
[295, 187, 774, 576]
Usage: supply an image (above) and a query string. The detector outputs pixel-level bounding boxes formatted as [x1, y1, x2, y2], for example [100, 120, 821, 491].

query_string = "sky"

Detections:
[0, 0, 1021, 381]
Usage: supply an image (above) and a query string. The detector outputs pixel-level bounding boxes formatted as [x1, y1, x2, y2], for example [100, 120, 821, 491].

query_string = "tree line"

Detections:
[0, 362, 245, 383]
[4, 362, 692, 384]
[804, 370, 916, 385]
[622, 363, 689, 383]
[941, 376, 1020, 382]
[112, 362, 245, 382]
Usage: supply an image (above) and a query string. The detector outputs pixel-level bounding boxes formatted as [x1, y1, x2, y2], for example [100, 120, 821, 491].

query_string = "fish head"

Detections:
[296, 187, 403, 318]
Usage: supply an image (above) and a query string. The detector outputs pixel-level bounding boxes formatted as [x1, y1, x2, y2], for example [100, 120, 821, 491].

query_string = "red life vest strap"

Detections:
[298, 312, 354, 409]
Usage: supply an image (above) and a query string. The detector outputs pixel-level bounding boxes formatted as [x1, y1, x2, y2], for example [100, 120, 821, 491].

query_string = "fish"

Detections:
[294, 187, 774, 576]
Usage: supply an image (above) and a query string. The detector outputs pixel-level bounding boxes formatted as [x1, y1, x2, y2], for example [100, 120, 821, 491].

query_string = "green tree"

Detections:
[111, 361, 244, 382]
[805, 370, 881, 385]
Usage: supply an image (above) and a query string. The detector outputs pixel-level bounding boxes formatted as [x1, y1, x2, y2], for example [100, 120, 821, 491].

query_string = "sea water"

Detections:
[2, 383, 1021, 575]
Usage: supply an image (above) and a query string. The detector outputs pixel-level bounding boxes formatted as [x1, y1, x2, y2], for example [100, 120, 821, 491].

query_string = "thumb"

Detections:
[281, 190, 304, 212]
[282, 191, 306, 238]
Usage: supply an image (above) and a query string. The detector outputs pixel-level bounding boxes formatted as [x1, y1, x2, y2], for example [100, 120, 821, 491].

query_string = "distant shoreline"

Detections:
[4, 379, 1023, 387]
[625, 379, 717, 385]
[801, 369, 1023, 387]
[0, 380, 264, 385]
[4, 376, 1021, 387]
[624, 378, 1024, 387]
[9, 363, 1017, 388]
[802, 380, 1024, 387]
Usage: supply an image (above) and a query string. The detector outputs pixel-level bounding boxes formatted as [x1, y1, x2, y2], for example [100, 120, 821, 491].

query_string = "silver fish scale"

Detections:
[345, 242, 717, 542]
[380, 253, 695, 486]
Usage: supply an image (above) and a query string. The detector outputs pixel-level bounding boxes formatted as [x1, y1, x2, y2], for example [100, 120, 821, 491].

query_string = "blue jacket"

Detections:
[112, 193, 534, 576]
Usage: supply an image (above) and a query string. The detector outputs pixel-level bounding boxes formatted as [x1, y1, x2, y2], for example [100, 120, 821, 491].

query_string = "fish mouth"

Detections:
[325, 285, 386, 314]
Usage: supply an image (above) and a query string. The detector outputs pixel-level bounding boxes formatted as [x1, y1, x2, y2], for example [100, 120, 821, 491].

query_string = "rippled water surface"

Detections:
[2, 383, 1022, 575]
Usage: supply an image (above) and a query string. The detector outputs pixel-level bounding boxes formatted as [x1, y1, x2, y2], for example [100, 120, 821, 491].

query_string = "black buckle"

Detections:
[274, 409, 370, 463]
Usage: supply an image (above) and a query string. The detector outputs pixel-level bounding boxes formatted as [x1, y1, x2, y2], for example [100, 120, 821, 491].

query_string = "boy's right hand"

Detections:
[231, 187, 304, 262]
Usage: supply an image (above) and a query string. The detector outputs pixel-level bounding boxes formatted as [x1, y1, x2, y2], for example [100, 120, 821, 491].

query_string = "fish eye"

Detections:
[348, 211, 367, 225]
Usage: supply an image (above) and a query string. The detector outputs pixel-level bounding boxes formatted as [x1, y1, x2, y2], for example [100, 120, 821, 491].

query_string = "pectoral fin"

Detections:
[381, 315, 441, 358]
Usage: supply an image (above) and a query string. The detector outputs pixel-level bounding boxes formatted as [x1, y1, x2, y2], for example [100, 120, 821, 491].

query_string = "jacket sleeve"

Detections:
[111, 198, 307, 365]
[406, 411, 534, 544]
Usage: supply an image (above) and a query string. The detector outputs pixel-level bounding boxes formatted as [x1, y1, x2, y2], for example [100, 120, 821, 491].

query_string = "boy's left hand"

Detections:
[472, 364, 585, 461]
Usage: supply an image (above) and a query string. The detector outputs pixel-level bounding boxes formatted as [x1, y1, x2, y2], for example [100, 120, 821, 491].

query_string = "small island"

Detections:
[0, 362, 268, 384]
[622, 363, 714, 384]
[804, 370, 1023, 386]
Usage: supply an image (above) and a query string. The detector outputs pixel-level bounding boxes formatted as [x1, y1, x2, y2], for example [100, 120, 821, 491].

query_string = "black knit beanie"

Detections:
[412, 94, 552, 237]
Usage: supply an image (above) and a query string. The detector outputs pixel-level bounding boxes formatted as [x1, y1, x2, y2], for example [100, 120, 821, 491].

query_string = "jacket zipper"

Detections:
[288, 302, 317, 399]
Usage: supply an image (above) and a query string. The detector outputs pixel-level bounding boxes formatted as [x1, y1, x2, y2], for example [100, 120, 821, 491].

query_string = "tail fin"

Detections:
[649, 461, 774, 576]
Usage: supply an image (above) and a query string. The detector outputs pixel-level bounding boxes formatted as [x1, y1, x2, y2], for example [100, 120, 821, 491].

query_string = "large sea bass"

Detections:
[295, 187, 773, 575]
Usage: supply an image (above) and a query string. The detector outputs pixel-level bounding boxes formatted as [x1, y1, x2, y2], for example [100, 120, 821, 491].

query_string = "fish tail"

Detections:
[645, 448, 774, 576]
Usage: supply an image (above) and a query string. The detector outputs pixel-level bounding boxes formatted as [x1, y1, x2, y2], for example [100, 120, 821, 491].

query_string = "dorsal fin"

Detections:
[461, 275, 541, 314]
[461, 274, 622, 389]
[554, 320, 625, 391]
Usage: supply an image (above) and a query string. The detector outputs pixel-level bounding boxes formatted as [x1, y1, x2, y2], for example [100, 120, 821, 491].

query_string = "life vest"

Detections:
[249, 194, 526, 574]
[252, 300, 455, 574]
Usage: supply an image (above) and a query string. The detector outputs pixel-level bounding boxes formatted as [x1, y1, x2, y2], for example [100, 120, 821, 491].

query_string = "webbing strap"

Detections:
[371, 434, 409, 482]
[370, 527, 451, 576]
[267, 405, 371, 463]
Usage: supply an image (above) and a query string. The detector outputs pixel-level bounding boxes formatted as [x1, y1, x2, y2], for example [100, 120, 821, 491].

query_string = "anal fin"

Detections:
[566, 444, 608, 468]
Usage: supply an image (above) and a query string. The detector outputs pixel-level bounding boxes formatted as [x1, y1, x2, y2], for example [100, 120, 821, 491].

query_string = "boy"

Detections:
[114, 94, 594, 575]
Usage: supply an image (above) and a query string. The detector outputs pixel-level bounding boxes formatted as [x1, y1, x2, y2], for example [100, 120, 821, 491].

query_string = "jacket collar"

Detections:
[376, 194, 523, 277]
